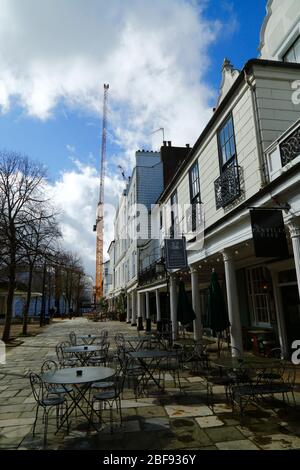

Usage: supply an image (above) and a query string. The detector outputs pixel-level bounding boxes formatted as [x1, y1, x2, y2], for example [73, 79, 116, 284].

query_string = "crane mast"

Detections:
[94, 83, 109, 304]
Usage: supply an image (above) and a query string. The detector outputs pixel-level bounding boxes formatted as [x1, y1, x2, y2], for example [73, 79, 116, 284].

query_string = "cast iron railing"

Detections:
[214, 161, 241, 209]
[280, 126, 300, 166]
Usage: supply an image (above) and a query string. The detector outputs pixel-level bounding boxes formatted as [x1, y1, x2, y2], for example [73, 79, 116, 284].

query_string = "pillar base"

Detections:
[137, 317, 144, 331]
[146, 318, 151, 332]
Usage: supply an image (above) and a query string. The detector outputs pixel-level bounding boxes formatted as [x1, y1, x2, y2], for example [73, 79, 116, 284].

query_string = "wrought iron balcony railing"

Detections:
[279, 126, 300, 167]
[138, 257, 166, 286]
[214, 162, 241, 209]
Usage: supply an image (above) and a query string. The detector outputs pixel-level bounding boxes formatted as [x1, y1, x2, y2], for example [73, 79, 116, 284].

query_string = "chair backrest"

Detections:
[100, 329, 108, 339]
[41, 360, 58, 374]
[29, 372, 46, 404]
[69, 332, 77, 346]
[114, 333, 125, 348]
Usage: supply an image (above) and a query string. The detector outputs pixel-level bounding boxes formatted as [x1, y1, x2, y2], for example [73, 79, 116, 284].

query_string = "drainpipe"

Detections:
[244, 70, 268, 187]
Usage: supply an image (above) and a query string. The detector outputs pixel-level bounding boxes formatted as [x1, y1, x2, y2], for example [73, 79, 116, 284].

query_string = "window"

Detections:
[246, 267, 275, 326]
[189, 162, 200, 202]
[189, 162, 201, 231]
[218, 114, 236, 168]
[170, 190, 178, 237]
[283, 36, 300, 63]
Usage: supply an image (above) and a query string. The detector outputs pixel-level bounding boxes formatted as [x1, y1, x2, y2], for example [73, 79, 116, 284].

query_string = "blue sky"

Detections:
[0, 0, 268, 275]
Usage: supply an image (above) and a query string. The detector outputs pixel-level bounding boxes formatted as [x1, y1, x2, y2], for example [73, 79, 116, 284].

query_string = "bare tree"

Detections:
[21, 212, 61, 335]
[0, 150, 48, 342]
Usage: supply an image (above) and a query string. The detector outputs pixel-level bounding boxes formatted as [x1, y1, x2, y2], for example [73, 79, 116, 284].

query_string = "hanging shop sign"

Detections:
[250, 209, 289, 257]
[165, 237, 188, 270]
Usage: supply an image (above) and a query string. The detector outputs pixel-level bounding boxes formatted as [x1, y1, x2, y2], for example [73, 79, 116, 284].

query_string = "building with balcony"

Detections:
[105, 0, 300, 357]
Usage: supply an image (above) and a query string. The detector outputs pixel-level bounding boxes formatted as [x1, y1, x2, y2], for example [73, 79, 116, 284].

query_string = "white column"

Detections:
[169, 274, 178, 341]
[287, 218, 300, 300]
[155, 290, 161, 322]
[126, 294, 131, 323]
[270, 270, 289, 358]
[131, 291, 137, 326]
[190, 266, 202, 342]
[146, 292, 150, 319]
[137, 292, 141, 318]
[223, 250, 243, 356]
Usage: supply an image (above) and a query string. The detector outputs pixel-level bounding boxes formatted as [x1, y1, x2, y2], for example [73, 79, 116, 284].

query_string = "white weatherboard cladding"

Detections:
[254, 66, 300, 150]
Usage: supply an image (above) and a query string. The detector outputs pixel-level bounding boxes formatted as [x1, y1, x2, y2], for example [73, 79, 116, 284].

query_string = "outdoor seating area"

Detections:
[1, 317, 300, 450]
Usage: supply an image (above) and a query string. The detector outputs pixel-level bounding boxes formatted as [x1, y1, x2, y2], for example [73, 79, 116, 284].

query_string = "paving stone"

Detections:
[0, 417, 35, 427]
[216, 439, 260, 450]
[195, 416, 224, 428]
[204, 426, 245, 443]
[212, 403, 233, 414]
[164, 404, 213, 418]
[121, 398, 154, 409]
[0, 390, 19, 398]
[143, 417, 170, 431]
[250, 433, 300, 450]
[136, 406, 166, 418]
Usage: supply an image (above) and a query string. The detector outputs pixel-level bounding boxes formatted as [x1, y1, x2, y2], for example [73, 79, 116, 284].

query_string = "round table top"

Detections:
[129, 349, 178, 359]
[63, 345, 99, 353]
[41, 366, 115, 385]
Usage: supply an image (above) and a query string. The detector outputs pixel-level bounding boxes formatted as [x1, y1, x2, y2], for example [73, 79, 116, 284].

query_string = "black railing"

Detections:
[214, 162, 241, 209]
[139, 258, 166, 286]
[280, 126, 300, 167]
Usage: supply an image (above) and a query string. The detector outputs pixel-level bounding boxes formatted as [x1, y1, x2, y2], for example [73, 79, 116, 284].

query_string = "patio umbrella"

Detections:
[176, 280, 196, 326]
[205, 270, 230, 353]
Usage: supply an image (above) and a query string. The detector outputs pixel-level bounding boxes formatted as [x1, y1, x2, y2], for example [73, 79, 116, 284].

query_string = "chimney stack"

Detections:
[167, 141, 171, 147]
[163, 141, 167, 146]
[186, 144, 190, 148]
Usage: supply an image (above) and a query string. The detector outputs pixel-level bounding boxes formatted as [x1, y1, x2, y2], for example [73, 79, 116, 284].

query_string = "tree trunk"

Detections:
[2, 262, 16, 343]
[22, 266, 33, 336]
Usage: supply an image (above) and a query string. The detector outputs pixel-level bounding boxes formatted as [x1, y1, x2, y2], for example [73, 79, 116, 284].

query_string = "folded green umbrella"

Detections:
[205, 270, 230, 335]
[177, 280, 196, 326]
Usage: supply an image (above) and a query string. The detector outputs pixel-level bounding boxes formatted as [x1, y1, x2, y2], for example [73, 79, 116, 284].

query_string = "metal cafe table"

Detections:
[210, 356, 283, 378]
[41, 366, 115, 432]
[129, 349, 178, 395]
[63, 345, 101, 366]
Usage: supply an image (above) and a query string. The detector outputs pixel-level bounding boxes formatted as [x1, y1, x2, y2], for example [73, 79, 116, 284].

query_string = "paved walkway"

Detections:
[1, 317, 300, 450]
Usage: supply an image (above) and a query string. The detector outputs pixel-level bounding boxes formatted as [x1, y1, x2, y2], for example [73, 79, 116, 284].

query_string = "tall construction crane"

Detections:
[94, 83, 109, 304]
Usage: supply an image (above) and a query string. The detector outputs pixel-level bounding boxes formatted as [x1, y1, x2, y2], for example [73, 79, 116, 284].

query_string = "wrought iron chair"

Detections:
[41, 360, 74, 397]
[69, 331, 77, 346]
[88, 342, 110, 366]
[231, 362, 296, 421]
[55, 341, 77, 368]
[29, 372, 69, 446]
[89, 369, 125, 433]
[156, 345, 184, 392]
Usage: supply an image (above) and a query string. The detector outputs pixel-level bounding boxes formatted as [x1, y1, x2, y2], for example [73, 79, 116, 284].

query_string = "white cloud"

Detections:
[47, 159, 125, 276]
[0, 0, 228, 277]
